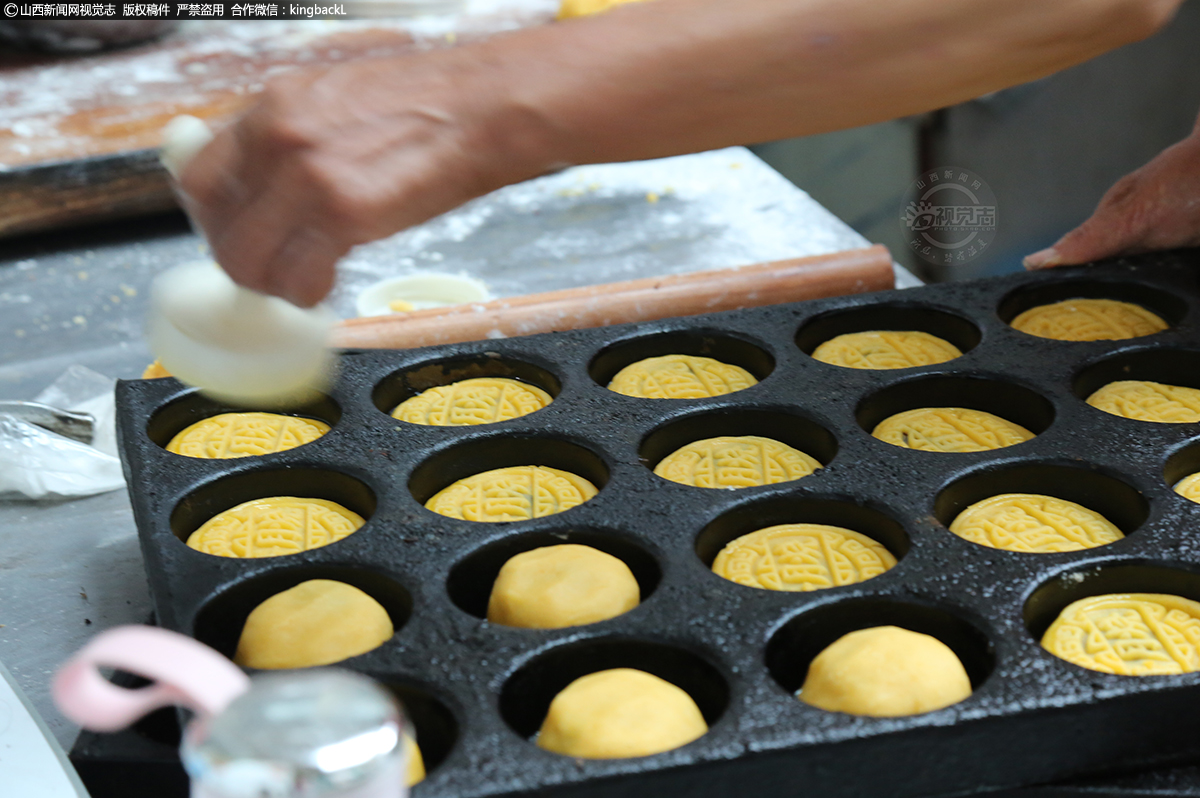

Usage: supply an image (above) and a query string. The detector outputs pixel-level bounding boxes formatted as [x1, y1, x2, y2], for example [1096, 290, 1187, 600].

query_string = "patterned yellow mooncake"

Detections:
[607, 355, 757, 399]
[166, 413, 330, 459]
[1041, 593, 1200, 675]
[1175, 472, 1200, 503]
[186, 497, 365, 558]
[712, 523, 896, 592]
[654, 435, 821, 488]
[811, 331, 962, 370]
[1087, 380, 1200, 423]
[949, 493, 1123, 553]
[392, 378, 552, 426]
[425, 465, 598, 522]
[1011, 299, 1168, 341]
[872, 407, 1035, 453]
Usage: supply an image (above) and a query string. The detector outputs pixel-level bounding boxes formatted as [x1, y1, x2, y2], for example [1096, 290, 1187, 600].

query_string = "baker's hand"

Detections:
[1024, 115, 1200, 269]
[178, 49, 550, 307]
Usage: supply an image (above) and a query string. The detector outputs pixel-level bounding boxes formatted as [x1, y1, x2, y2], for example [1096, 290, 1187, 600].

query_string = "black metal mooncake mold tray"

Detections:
[114, 248, 1200, 798]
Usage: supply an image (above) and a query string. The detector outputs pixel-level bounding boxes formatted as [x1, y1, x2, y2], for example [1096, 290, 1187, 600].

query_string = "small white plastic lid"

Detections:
[355, 272, 490, 318]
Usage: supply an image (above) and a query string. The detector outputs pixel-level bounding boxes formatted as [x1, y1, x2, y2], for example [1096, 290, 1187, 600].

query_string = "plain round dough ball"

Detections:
[799, 626, 971, 717]
[487, 544, 640, 629]
[537, 669, 707, 758]
[234, 580, 393, 669]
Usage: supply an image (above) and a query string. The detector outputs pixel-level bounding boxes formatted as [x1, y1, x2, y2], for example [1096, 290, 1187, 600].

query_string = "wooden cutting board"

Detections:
[0, 18, 543, 238]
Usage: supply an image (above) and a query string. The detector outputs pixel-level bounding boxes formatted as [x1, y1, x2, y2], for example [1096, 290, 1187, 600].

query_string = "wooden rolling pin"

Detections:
[333, 244, 894, 350]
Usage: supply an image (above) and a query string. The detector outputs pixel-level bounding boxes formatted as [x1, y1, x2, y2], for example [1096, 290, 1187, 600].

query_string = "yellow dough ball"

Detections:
[487, 544, 640, 629]
[234, 580, 393, 669]
[142, 360, 172, 379]
[166, 413, 330, 459]
[186, 497, 365, 558]
[872, 407, 1034, 453]
[403, 733, 425, 786]
[949, 493, 1123, 554]
[712, 524, 895, 592]
[1041, 593, 1200, 675]
[811, 331, 962, 370]
[1010, 299, 1167, 341]
[558, 0, 648, 18]
[537, 669, 707, 758]
[799, 626, 971, 717]
[654, 435, 821, 488]
[1087, 380, 1200, 423]
[1175, 472, 1200, 504]
[425, 465, 598, 522]
[392, 378, 552, 426]
[607, 355, 757, 399]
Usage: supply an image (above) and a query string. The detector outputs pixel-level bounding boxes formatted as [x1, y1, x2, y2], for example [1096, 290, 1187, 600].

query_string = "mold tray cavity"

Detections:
[588, 329, 774, 389]
[447, 528, 661, 620]
[499, 638, 729, 740]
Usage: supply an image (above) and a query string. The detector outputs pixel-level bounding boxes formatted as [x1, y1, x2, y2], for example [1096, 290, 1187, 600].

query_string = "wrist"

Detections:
[446, 39, 572, 196]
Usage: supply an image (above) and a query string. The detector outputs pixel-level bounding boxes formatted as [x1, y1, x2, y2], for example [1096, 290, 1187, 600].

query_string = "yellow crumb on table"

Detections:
[487, 544, 639, 628]
[537, 669, 707, 758]
[1041, 593, 1200, 675]
[1011, 299, 1167, 341]
[186, 497, 364, 558]
[1087, 380, 1200, 423]
[654, 435, 821, 488]
[393, 378, 552, 426]
[234, 579, 392, 669]
[608, 354, 757, 399]
[872, 407, 1034, 452]
[712, 523, 895, 592]
[811, 331, 962, 370]
[799, 626, 971, 716]
[166, 413, 329, 458]
[425, 465, 598, 522]
[949, 493, 1123, 553]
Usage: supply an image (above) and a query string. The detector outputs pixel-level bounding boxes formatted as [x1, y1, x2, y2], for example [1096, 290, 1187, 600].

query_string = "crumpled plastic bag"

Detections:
[0, 366, 125, 501]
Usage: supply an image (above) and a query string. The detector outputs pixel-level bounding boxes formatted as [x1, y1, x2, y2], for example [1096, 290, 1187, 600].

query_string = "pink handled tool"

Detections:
[53, 625, 409, 798]
[53, 625, 250, 732]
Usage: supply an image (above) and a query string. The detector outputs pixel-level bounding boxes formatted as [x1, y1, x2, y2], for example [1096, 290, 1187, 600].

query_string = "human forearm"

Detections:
[183, 0, 1182, 305]
[486, 0, 1182, 170]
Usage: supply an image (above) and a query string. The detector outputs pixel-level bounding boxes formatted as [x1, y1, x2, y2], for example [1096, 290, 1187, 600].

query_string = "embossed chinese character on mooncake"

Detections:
[186, 497, 364, 558]
[166, 413, 330, 459]
[811, 331, 962, 370]
[949, 494, 1123, 553]
[872, 407, 1034, 453]
[425, 465, 598, 522]
[654, 435, 821, 488]
[1087, 380, 1200, 423]
[1041, 593, 1200, 676]
[607, 355, 757, 399]
[392, 377, 552, 426]
[711, 523, 896, 592]
[1011, 299, 1167, 341]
